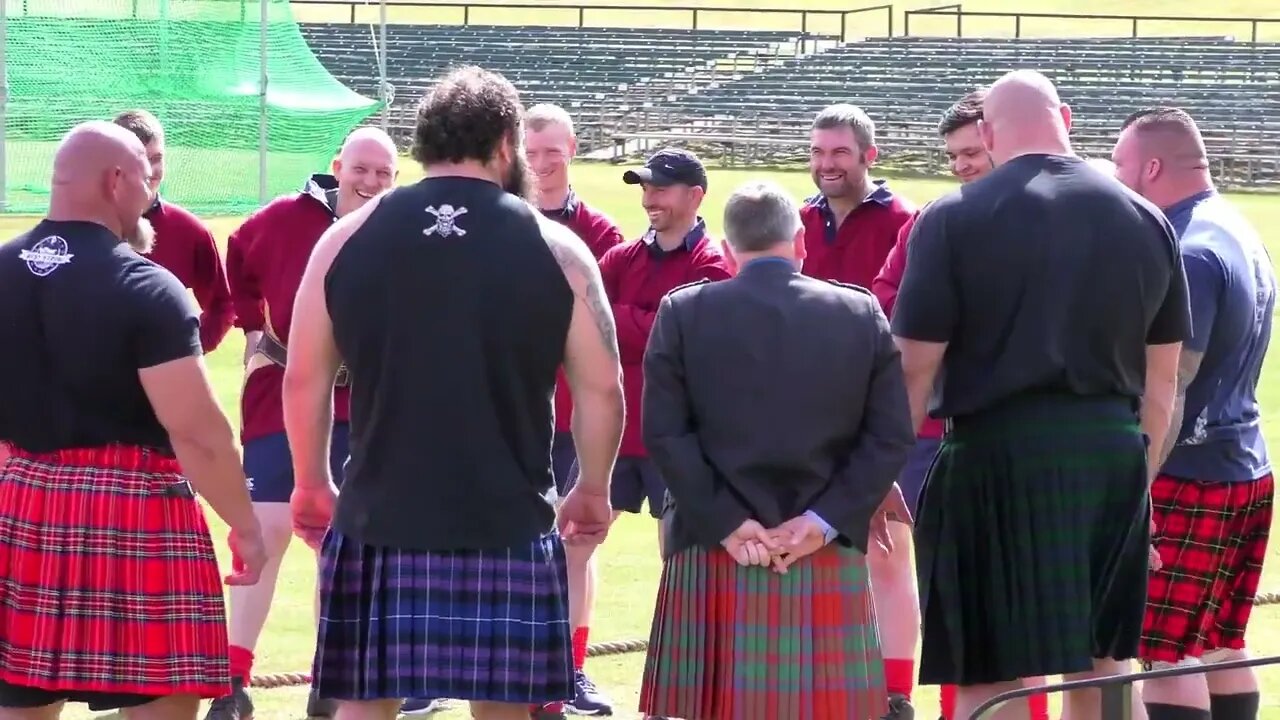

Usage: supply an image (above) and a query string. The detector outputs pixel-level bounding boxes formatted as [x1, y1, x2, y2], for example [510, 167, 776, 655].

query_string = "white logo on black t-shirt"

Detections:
[424, 204, 468, 238]
[19, 235, 74, 277]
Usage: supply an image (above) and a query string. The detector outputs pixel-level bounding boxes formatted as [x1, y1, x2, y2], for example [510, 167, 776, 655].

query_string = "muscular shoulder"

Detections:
[536, 210, 599, 294]
[231, 192, 312, 244]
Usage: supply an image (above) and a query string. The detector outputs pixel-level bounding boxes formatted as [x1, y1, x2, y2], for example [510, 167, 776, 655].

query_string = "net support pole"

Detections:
[0, 0, 8, 213]
[379, 0, 388, 131]
[258, 0, 268, 205]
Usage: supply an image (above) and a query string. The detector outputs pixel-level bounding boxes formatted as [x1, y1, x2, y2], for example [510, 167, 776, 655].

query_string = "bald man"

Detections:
[1114, 108, 1275, 720]
[0, 122, 266, 719]
[892, 70, 1192, 720]
[207, 128, 400, 720]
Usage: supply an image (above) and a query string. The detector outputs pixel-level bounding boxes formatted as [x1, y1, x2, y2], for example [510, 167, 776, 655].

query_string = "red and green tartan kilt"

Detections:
[639, 544, 887, 720]
[0, 445, 230, 699]
[1139, 472, 1274, 664]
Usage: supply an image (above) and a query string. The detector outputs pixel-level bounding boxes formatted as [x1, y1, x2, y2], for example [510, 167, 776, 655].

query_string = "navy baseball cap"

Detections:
[622, 148, 708, 190]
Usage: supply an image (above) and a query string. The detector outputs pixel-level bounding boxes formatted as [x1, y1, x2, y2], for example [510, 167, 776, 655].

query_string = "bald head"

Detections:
[48, 121, 155, 250]
[52, 121, 149, 189]
[332, 126, 399, 216]
[1112, 107, 1212, 207]
[979, 70, 1073, 164]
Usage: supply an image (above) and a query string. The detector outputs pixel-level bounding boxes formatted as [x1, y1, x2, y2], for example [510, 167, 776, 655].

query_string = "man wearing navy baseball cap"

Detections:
[622, 148, 710, 190]
[572, 148, 730, 559]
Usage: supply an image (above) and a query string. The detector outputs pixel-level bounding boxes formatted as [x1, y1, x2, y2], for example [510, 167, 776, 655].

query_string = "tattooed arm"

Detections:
[539, 214, 625, 498]
[1154, 349, 1204, 470]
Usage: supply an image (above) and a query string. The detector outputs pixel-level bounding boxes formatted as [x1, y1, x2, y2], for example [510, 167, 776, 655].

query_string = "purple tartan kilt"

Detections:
[311, 530, 574, 704]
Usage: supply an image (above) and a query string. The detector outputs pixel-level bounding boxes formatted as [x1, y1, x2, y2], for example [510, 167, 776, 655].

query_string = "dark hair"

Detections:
[811, 103, 875, 150]
[1121, 106, 1197, 134]
[113, 109, 164, 145]
[937, 88, 987, 137]
[412, 66, 524, 165]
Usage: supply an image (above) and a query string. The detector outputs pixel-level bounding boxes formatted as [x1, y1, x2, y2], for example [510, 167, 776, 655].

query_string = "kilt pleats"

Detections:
[915, 393, 1151, 686]
[312, 530, 573, 704]
[0, 445, 229, 699]
[640, 544, 886, 720]
[1140, 472, 1274, 663]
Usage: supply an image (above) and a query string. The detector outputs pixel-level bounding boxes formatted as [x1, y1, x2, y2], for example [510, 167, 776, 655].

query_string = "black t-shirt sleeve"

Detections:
[1145, 216, 1194, 345]
[890, 201, 957, 342]
[127, 262, 203, 369]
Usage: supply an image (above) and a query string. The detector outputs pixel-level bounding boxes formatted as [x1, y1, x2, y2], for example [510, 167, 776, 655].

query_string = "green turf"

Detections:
[289, 0, 1280, 41]
[5, 159, 1272, 719]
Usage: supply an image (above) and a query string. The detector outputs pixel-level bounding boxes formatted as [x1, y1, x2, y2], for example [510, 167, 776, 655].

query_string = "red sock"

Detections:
[229, 645, 254, 686]
[941, 683, 957, 720]
[531, 702, 565, 714]
[572, 626, 589, 670]
[1029, 691, 1049, 720]
[883, 659, 914, 700]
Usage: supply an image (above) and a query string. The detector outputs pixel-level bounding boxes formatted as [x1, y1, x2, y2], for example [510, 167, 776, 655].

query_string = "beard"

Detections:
[127, 217, 156, 254]
[503, 151, 534, 201]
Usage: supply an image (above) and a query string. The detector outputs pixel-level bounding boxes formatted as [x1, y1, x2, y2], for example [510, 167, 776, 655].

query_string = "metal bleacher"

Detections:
[298, 22, 832, 148]
[300, 19, 1280, 185]
[647, 35, 1280, 183]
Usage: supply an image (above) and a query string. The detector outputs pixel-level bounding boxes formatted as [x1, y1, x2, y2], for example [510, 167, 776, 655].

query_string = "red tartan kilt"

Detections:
[0, 445, 231, 699]
[1139, 472, 1274, 664]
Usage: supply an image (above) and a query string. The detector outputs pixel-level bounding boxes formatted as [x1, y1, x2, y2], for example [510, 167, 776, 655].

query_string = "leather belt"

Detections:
[246, 331, 350, 387]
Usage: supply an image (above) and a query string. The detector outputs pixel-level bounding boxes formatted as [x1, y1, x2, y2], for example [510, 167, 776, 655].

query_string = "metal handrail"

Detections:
[968, 655, 1280, 720]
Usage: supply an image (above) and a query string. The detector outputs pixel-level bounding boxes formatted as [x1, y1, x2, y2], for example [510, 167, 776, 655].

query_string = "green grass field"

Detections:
[3, 159, 1275, 719]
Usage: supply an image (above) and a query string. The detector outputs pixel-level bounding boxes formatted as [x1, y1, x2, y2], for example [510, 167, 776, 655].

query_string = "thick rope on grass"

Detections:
[248, 639, 652, 688]
[251, 597, 1280, 689]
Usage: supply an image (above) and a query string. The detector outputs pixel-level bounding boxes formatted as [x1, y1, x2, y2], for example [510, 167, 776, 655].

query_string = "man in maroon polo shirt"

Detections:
[113, 109, 234, 353]
[602, 149, 730, 555]
[799, 103, 917, 719]
[524, 102, 623, 718]
[207, 127, 399, 720]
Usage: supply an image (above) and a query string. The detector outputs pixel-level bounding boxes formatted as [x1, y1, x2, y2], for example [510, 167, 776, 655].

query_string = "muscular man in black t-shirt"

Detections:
[0, 122, 265, 718]
[892, 71, 1192, 720]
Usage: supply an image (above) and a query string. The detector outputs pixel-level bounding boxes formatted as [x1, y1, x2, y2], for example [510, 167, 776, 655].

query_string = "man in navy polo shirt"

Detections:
[799, 102, 919, 718]
[1114, 107, 1275, 720]
[525, 102, 623, 718]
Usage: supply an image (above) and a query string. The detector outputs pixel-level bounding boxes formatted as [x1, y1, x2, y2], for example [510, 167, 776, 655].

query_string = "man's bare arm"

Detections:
[540, 216, 624, 497]
[894, 337, 948, 433]
[1141, 342, 1184, 482]
[141, 357, 258, 535]
[283, 194, 383, 491]
[1147, 344, 1201, 476]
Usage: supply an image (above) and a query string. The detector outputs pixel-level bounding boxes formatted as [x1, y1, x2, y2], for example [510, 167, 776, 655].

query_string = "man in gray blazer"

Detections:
[637, 179, 915, 720]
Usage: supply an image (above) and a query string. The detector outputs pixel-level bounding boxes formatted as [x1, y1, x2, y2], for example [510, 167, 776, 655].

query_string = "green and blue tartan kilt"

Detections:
[639, 544, 887, 720]
[915, 392, 1152, 686]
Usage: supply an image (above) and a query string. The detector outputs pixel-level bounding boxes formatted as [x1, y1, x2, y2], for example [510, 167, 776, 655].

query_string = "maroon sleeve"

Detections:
[225, 217, 265, 333]
[614, 250, 731, 364]
[587, 217, 625, 262]
[186, 219, 235, 352]
[872, 211, 917, 318]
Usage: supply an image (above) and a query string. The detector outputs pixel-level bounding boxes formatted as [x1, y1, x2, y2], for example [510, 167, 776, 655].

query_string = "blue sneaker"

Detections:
[565, 670, 613, 716]
[401, 698, 447, 715]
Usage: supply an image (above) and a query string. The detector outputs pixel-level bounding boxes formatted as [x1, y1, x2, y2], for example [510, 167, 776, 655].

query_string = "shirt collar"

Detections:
[740, 255, 796, 273]
[302, 173, 340, 218]
[144, 194, 163, 218]
[810, 180, 895, 242]
[643, 217, 706, 255]
[539, 188, 579, 222]
[1162, 189, 1217, 237]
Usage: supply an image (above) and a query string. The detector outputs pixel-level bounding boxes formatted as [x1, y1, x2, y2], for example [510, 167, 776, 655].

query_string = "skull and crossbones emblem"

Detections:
[424, 204, 469, 238]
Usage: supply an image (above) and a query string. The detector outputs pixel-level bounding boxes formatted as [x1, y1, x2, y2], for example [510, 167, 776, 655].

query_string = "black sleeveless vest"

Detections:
[325, 177, 573, 551]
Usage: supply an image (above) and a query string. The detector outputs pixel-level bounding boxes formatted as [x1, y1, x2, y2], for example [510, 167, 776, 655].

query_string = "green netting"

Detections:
[2, 0, 383, 215]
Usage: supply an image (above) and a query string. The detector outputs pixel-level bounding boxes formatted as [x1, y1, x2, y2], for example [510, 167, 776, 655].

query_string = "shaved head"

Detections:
[332, 126, 398, 216]
[979, 70, 1073, 165]
[1112, 107, 1212, 207]
[48, 121, 156, 252]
